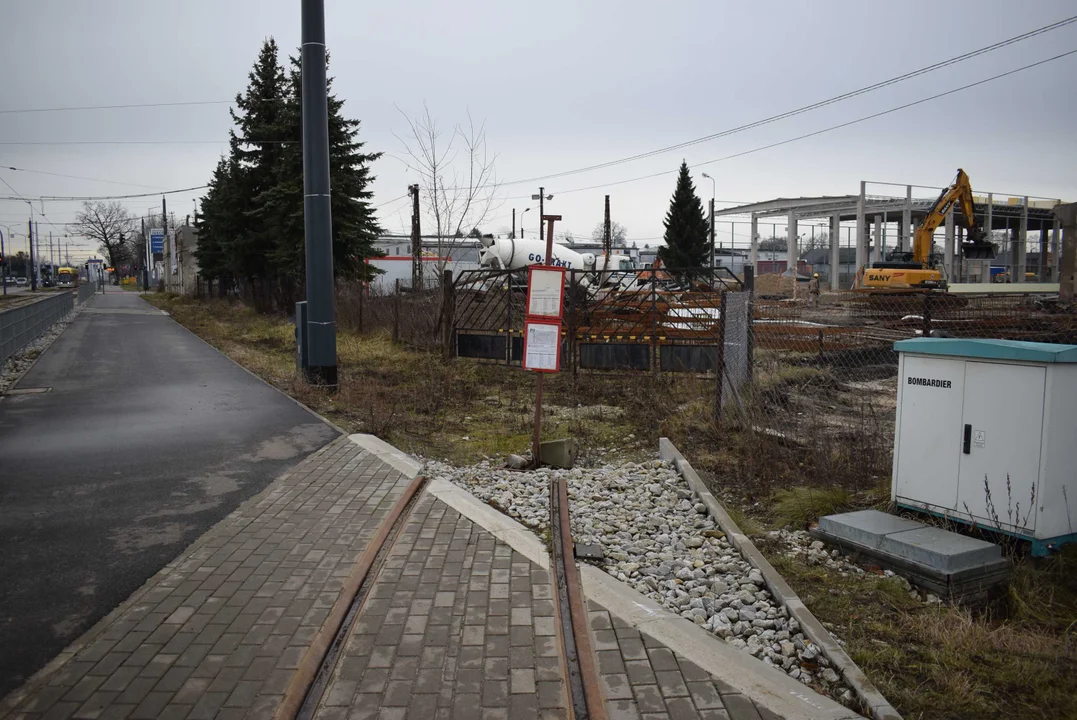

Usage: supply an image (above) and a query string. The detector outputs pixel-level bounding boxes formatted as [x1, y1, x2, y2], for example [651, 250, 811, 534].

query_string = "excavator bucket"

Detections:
[960, 228, 995, 259]
[961, 241, 996, 260]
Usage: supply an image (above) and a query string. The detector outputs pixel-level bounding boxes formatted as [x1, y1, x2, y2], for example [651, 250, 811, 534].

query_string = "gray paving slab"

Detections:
[0, 436, 410, 720]
[817, 510, 924, 549]
[317, 493, 568, 720]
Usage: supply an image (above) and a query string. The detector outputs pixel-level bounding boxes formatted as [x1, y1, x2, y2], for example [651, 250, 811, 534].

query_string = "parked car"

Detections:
[15, 277, 27, 286]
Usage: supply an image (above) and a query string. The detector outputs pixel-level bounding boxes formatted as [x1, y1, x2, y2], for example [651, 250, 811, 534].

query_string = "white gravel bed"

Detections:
[1, 303, 85, 394]
[425, 458, 854, 697]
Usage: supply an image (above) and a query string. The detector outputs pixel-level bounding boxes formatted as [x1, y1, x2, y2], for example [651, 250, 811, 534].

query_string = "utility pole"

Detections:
[1, 228, 7, 296]
[709, 199, 715, 274]
[162, 196, 168, 256]
[301, 0, 337, 387]
[28, 217, 37, 291]
[539, 187, 545, 243]
[409, 184, 421, 290]
[142, 217, 149, 290]
[603, 195, 612, 264]
[511, 208, 516, 240]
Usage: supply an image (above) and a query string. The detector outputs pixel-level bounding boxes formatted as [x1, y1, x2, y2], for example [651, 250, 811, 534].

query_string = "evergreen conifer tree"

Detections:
[657, 161, 710, 271]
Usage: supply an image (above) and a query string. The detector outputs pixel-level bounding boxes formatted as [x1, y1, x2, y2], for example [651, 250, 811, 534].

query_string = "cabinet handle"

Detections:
[963, 424, 972, 454]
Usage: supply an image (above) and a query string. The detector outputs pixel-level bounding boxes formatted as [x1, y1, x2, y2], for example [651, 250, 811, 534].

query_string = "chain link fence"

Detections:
[744, 289, 1076, 486]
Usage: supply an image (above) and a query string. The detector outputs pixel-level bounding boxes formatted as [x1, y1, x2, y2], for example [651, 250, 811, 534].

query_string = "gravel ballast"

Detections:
[425, 458, 854, 697]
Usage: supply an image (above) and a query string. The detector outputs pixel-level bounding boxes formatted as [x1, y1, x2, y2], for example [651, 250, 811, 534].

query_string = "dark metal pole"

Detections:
[512, 208, 516, 240]
[28, 217, 37, 291]
[410, 184, 421, 291]
[603, 195, 611, 263]
[1, 229, 7, 296]
[538, 187, 544, 250]
[709, 198, 715, 278]
[302, 0, 337, 387]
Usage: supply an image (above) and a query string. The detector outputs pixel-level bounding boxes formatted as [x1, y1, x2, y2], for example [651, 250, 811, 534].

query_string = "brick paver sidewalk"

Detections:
[2, 435, 851, 720]
[0, 437, 409, 720]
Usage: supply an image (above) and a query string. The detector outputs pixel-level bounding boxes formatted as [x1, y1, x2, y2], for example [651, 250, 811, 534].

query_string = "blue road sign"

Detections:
[150, 229, 165, 255]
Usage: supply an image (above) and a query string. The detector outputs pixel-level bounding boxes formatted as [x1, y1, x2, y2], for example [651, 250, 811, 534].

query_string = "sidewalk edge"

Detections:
[425, 478, 859, 720]
[0, 438, 345, 718]
[658, 437, 902, 720]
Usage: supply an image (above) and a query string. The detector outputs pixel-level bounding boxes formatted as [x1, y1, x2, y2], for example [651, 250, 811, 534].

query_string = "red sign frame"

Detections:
[525, 265, 566, 319]
[522, 316, 563, 373]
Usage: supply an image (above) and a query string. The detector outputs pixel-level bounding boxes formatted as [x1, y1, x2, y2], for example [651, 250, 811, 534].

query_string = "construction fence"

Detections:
[324, 266, 1073, 482]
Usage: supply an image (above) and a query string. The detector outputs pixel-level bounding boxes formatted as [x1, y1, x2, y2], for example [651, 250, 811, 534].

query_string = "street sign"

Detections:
[150, 228, 165, 255]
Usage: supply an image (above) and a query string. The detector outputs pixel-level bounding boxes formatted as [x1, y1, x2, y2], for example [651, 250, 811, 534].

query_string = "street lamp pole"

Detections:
[701, 173, 716, 275]
[519, 207, 530, 238]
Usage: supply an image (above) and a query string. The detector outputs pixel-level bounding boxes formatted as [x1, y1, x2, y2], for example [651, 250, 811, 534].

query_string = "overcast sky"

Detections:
[2, 0, 1075, 262]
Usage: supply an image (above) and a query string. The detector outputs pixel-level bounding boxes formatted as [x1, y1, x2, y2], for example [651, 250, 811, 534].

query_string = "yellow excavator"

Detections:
[853, 168, 994, 291]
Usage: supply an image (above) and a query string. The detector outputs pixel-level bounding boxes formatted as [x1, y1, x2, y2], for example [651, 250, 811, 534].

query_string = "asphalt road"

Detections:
[0, 288, 338, 697]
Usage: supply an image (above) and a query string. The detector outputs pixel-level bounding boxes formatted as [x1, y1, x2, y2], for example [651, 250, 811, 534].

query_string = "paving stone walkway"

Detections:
[0, 437, 410, 720]
[1, 435, 841, 720]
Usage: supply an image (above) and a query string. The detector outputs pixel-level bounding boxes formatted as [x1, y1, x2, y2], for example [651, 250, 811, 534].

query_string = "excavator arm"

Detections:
[912, 169, 991, 267]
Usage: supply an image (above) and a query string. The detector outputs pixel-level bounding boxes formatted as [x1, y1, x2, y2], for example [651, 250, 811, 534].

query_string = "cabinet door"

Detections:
[958, 362, 1044, 533]
[894, 356, 965, 511]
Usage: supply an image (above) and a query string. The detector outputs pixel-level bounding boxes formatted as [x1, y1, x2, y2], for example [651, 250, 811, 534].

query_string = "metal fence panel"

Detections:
[0, 292, 75, 364]
[720, 291, 751, 406]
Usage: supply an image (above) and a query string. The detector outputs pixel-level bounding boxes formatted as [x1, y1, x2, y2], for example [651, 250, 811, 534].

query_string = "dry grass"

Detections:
[750, 512, 1077, 720]
[145, 293, 665, 465]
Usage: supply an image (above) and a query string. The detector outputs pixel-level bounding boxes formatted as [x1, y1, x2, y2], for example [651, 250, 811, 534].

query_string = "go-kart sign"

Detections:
[525, 265, 565, 318]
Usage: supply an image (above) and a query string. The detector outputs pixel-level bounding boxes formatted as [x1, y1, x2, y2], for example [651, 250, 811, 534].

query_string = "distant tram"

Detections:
[56, 266, 80, 288]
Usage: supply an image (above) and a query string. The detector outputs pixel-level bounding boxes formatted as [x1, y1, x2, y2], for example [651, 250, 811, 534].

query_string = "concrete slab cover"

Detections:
[879, 526, 1002, 572]
[818, 511, 925, 550]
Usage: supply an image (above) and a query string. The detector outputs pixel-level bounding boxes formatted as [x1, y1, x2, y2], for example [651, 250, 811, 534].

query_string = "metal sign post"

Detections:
[528, 214, 563, 467]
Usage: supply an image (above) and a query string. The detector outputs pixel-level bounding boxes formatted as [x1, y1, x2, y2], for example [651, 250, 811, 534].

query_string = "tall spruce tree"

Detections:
[227, 38, 287, 296]
[658, 161, 710, 271]
[194, 157, 241, 293]
[254, 50, 382, 299]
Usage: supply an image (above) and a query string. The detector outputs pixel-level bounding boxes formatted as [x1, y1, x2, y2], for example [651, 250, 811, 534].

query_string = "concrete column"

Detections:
[829, 213, 841, 291]
[1039, 227, 1049, 282]
[750, 213, 759, 268]
[1014, 197, 1028, 283]
[788, 212, 799, 298]
[955, 226, 964, 283]
[901, 185, 912, 253]
[944, 208, 954, 279]
[1054, 203, 1077, 301]
[855, 181, 866, 285]
[1051, 219, 1061, 283]
[873, 215, 882, 264]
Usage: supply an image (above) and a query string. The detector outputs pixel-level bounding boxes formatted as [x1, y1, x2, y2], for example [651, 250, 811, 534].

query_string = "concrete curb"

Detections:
[424, 478, 860, 720]
[658, 437, 903, 720]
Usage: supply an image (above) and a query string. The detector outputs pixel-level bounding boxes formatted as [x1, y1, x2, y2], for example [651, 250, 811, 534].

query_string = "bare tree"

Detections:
[591, 220, 628, 246]
[73, 201, 134, 271]
[395, 105, 501, 277]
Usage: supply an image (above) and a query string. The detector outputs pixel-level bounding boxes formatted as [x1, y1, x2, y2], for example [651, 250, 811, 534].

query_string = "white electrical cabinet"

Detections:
[891, 338, 1077, 555]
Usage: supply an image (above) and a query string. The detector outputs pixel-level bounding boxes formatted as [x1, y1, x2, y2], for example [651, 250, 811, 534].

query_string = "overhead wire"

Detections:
[1, 164, 168, 190]
[544, 47, 1077, 197]
[498, 15, 1077, 187]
